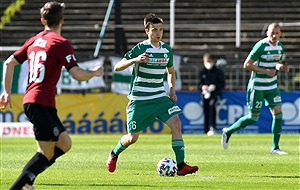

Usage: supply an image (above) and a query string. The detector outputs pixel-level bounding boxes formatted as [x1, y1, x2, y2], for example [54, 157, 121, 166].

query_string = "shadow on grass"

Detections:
[250, 175, 300, 179]
[38, 183, 163, 187]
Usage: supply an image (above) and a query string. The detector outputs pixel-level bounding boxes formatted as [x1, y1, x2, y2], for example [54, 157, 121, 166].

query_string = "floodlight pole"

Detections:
[170, 0, 175, 48]
[94, 0, 115, 58]
[236, 0, 241, 48]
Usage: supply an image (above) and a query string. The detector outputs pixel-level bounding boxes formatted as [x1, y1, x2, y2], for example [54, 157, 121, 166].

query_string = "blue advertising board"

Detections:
[176, 91, 300, 134]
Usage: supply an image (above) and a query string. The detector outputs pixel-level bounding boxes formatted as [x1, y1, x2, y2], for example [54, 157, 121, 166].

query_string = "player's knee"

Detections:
[57, 134, 72, 152]
[129, 136, 138, 144]
[168, 115, 181, 129]
[66, 138, 72, 151]
[39, 150, 55, 161]
[64, 142, 72, 153]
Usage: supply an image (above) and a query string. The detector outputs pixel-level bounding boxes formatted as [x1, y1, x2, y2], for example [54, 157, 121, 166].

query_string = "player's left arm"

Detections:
[167, 66, 177, 102]
[276, 61, 290, 73]
[69, 65, 104, 81]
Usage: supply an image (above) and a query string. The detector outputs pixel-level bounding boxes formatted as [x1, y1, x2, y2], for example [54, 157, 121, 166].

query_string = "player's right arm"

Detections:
[0, 55, 20, 109]
[244, 42, 276, 77]
[243, 57, 276, 77]
[114, 52, 149, 71]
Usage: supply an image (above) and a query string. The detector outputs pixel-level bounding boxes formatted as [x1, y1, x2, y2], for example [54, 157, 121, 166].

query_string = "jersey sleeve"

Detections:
[124, 43, 144, 60]
[167, 45, 173, 68]
[248, 42, 264, 61]
[279, 42, 285, 60]
[56, 40, 78, 71]
[14, 37, 36, 63]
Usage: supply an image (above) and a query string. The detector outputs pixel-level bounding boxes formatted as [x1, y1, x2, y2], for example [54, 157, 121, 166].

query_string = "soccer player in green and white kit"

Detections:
[221, 22, 290, 154]
[106, 13, 198, 175]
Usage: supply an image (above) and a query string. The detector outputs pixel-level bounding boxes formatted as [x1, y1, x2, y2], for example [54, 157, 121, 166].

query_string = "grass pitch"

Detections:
[1, 134, 299, 190]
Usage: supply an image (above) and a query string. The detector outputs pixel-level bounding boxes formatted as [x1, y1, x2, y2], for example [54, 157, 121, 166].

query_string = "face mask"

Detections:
[204, 62, 214, 70]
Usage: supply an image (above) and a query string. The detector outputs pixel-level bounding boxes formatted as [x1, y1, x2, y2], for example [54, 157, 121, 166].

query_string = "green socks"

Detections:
[226, 115, 258, 135]
[113, 140, 128, 156]
[112, 139, 185, 166]
[272, 113, 283, 149]
[226, 112, 283, 150]
[172, 140, 185, 164]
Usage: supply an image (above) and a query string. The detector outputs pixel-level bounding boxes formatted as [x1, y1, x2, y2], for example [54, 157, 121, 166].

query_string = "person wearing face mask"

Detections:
[199, 53, 225, 135]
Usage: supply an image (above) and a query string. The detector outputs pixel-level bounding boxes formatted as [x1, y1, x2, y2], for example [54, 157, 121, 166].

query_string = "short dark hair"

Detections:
[144, 13, 163, 29]
[40, 1, 65, 27]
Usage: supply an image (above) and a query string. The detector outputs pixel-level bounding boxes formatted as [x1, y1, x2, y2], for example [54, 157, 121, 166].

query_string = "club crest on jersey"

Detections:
[53, 127, 59, 137]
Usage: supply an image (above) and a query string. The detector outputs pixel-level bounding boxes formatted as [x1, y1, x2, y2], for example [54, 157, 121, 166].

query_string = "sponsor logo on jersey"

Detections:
[65, 54, 76, 63]
[266, 53, 281, 61]
[149, 58, 169, 63]
[272, 54, 280, 60]
[148, 58, 169, 66]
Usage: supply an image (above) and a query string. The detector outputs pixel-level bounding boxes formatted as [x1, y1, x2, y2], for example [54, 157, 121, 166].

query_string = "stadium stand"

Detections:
[0, 0, 299, 91]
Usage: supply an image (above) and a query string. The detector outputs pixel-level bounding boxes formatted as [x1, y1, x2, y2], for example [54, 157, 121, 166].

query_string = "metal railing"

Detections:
[180, 63, 299, 92]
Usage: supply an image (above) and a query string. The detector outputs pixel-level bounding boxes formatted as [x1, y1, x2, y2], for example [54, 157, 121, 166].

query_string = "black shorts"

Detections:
[24, 103, 65, 141]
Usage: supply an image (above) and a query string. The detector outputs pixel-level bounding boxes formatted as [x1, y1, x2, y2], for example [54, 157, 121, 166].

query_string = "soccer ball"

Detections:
[156, 158, 178, 176]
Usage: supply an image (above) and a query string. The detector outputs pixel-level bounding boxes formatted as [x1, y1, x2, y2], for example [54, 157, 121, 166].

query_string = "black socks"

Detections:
[10, 147, 65, 190]
[49, 147, 65, 166]
[10, 152, 49, 190]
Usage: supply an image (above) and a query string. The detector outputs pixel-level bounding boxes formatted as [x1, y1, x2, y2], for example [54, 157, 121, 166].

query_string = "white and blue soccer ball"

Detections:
[156, 158, 178, 176]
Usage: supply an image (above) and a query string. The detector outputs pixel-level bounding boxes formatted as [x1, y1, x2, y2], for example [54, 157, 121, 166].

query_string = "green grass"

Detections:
[1, 134, 299, 190]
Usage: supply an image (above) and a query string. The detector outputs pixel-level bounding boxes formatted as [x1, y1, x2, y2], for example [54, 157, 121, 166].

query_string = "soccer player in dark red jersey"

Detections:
[0, 2, 104, 189]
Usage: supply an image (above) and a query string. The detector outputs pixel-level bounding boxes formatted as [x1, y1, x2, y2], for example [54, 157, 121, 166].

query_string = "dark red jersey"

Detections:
[14, 30, 78, 108]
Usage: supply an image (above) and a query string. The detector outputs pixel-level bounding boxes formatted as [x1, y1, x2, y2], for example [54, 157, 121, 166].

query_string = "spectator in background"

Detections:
[199, 53, 225, 136]
[0, 2, 104, 189]
[221, 22, 290, 154]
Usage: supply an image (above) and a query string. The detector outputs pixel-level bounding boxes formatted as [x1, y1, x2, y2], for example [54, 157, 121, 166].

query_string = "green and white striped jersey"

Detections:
[247, 37, 285, 91]
[124, 39, 173, 100]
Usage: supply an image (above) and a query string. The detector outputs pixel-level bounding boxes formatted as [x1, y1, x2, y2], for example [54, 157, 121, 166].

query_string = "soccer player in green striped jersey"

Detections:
[106, 13, 198, 175]
[221, 23, 290, 154]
